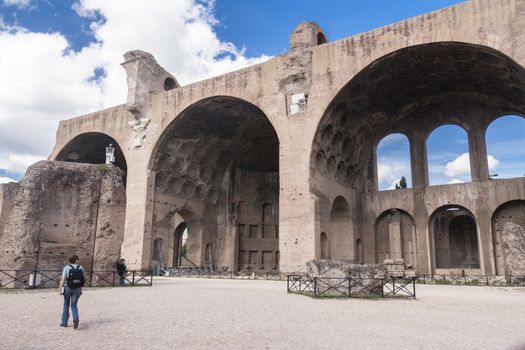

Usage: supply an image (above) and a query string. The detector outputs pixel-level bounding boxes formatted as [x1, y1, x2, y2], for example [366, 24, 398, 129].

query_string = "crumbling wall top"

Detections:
[289, 21, 328, 51]
[121, 50, 179, 118]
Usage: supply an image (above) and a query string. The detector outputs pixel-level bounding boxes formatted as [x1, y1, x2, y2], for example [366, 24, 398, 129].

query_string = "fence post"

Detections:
[381, 278, 385, 298]
[287, 275, 290, 293]
[486, 275, 489, 286]
[150, 271, 153, 286]
[112, 271, 115, 287]
[348, 276, 351, 297]
[132, 271, 136, 285]
[314, 277, 317, 297]
[413, 278, 416, 299]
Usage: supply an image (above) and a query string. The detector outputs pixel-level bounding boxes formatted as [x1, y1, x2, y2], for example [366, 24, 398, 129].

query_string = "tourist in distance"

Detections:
[58, 255, 84, 329]
[117, 258, 127, 285]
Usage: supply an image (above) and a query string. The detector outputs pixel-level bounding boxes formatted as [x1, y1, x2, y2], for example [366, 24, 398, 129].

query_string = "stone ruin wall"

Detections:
[0, 161, 126, 284]
[2, 0, 525, 276]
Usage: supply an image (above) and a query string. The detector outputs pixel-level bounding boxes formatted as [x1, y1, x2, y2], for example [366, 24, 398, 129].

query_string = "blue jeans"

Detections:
[61, 286, 82, 325]
[119, 274, 126, 285]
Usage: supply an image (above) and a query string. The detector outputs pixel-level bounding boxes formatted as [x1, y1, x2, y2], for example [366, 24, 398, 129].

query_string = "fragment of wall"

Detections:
[0, 161, 126, 279]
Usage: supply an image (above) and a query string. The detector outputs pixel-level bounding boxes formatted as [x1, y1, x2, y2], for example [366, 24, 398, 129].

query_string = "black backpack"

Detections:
[67, 265, 85, 288]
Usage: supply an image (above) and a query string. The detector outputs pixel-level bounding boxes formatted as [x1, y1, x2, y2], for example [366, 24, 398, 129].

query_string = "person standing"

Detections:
[116, 258, 127, 286]
[58, 255, 84, 329]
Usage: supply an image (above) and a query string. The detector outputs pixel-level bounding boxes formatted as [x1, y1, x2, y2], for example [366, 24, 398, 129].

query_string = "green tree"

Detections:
[399, 176, 407, 189]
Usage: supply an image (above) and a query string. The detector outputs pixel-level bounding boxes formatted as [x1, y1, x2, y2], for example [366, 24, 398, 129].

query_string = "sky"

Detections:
[0, 0, 523, 187]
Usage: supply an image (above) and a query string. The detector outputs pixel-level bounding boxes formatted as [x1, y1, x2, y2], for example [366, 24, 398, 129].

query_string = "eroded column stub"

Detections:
[311, 43, 525, 190]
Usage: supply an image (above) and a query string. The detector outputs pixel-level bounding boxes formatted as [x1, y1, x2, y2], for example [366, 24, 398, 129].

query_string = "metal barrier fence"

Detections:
[287, 275, 416, 299]
[415, 274, 525, 287]
[0, 269, 153, 289]
[167, 268, 284, 280]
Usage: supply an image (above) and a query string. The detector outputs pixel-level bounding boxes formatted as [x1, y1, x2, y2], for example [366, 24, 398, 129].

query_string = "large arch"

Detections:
[55, 132, 127, 173]
[149, 96, 280, 272]
[429, 205, 480, 272]
[310, 42, 525, 273]
[492, 200, 525, 275]
[311, 42, 525, 191]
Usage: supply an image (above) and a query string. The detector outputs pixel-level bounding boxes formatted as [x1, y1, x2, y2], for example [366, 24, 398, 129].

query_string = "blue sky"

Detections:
[0, 0, 523, 186]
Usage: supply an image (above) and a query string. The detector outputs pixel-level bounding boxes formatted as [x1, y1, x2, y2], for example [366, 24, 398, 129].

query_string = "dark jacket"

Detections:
[116, 261, 127, 276]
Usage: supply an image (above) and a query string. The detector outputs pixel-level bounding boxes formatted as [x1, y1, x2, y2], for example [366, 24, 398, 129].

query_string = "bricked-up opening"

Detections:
[152, 237, 164, 269]
[375, 209, 417, 269]
[55, 132, 127, 173]
[355, 239, 363, 264]
[491, 200, 525, 275]
[150, 96, 279, 273]
[430, 206, 479, 270]
[320, 232, 329, 259]
[330, 196, 353, 261]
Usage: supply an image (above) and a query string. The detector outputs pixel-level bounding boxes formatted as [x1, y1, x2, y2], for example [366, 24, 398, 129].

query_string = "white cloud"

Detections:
[377, 159, 411, 190]
[444, 153, 500, 177]
[3, 0, 32, 9]
[0, 153, 42, 173]
[444, 153, 470, 177]
[448, 178, 464, 184]
[487, 155, 500, 171]
[0, 0, 270, 176]
[0, 176, 16, 184]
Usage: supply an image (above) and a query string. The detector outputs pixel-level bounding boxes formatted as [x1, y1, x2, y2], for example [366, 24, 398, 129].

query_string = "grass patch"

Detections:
[97, 164, 109, 172]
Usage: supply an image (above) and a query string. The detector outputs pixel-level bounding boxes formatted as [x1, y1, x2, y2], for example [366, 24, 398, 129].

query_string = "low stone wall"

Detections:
[306, 259, 388, 296]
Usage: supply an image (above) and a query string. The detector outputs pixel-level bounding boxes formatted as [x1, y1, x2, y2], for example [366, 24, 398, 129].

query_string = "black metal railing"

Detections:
[415, 274, 525, 287]
[287, 275, 416, 299]
[167, 268, 284, 280]
[0, 269, 153, 289]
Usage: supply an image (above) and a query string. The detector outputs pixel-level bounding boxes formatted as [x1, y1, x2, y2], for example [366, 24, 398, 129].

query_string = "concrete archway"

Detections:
[320, 232, 329, 259]
[429, 205, 480, 272]
[329, 196, 353, 261]
[375, 209, 417, 269]
[150, 96, 280, 272]
[55, 132, 127, 173]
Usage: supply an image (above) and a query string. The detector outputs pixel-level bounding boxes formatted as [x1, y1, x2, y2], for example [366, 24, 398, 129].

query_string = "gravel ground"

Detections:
[1, 278, 525, 350]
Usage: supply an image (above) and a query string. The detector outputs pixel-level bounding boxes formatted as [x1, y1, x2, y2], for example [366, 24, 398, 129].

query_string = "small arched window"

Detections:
[486, 115, 525, 179]
[376, 133, 411, 190]
[163, 77, 176, 91]
[427, 124, 470, 185]
[317, 32, 327, 45]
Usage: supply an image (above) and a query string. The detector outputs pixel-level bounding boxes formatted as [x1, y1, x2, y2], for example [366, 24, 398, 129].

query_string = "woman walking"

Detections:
[58, 255, 84, 329]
